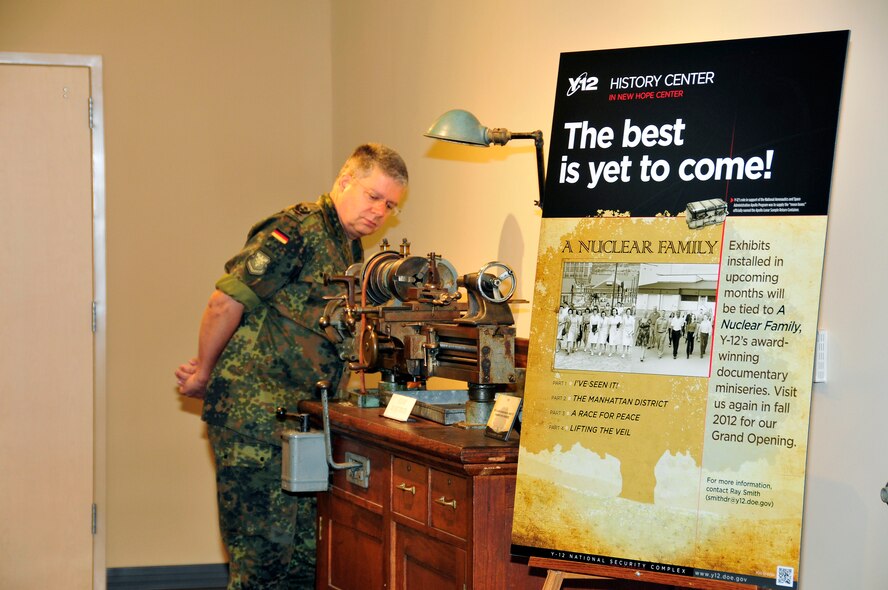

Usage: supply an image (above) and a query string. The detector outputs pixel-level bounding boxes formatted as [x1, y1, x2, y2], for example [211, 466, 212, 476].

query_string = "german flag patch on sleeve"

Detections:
[271, 228, 290, 244]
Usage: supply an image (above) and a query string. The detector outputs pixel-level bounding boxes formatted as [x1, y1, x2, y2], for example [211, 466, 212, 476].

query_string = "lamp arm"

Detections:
[506, 130, 546, 209]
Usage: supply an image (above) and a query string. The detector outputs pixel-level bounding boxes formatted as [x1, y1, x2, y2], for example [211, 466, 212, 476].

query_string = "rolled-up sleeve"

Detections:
[217, 210, 307, 311]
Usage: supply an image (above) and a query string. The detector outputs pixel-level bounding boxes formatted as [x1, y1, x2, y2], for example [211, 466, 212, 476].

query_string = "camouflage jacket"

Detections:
[202, 194, 362, 444]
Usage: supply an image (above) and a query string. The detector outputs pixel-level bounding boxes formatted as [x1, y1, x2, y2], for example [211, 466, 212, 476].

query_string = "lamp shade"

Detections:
[424, 109, 490, 146]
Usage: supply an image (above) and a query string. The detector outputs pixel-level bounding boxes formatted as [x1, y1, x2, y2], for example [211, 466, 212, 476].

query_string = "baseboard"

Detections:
[106, 563, 229, 589]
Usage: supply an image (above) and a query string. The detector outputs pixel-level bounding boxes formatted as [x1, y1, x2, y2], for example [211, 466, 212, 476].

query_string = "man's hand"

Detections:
[176, 358, 208, 399]
[176, 290, 245, 401]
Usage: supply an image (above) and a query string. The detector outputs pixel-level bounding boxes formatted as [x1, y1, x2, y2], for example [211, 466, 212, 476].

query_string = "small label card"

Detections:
[485, 394, 522, 441]
[383, 393, 418, 422]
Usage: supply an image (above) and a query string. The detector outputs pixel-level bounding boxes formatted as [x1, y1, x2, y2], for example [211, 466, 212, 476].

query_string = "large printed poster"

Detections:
[511, 32, 848, 589]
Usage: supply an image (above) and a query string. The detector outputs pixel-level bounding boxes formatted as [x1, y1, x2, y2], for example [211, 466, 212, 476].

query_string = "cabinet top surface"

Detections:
[300, 400, 520, 467]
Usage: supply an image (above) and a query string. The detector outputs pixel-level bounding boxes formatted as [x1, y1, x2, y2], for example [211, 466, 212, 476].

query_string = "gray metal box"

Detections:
[280, 429, 328, 492]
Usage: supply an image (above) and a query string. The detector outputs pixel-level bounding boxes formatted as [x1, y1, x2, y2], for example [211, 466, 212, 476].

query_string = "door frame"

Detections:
[0, 52, 107, 590]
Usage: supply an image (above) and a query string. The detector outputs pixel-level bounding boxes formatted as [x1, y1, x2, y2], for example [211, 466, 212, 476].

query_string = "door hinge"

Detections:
[88, 96, 94, 129]
[91, 503, 97, 535]
[91, 301, 97, 333]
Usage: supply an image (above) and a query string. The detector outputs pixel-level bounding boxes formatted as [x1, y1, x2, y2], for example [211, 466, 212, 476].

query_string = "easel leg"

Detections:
[542, 570, 568, 590]
[543, 569, 612, 590]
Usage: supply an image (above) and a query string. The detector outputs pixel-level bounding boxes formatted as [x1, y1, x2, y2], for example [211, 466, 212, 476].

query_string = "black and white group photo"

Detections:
[552, 262, 718, 377]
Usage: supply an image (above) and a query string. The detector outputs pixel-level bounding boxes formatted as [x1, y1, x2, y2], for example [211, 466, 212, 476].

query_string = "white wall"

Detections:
[331, 2, 888, 588]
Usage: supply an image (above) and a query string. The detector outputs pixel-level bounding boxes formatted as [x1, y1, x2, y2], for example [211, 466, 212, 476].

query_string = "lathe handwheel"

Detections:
[359, 323, 379, 368]
[477, 261, 516, 303]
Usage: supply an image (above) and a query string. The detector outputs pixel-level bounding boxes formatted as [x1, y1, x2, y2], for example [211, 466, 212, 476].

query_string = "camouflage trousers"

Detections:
[208, 424, 317, 589]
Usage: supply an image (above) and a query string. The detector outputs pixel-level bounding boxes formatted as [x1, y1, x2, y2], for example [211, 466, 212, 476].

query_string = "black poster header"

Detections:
[543, 31, 848, 219]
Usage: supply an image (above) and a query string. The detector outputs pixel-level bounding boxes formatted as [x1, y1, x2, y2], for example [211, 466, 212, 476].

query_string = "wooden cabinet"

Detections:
[301, 401, 545, 590]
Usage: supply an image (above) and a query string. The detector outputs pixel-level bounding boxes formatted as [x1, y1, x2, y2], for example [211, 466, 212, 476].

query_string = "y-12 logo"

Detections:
[567, 72, 599, 96]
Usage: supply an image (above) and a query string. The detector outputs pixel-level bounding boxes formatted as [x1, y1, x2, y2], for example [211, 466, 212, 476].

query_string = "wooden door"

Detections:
[0, 62, 97, 589]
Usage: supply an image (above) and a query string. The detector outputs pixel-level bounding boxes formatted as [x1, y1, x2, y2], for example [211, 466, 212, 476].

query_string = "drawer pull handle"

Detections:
[435, 496, 457, 510]
[396, 483, 416, 495]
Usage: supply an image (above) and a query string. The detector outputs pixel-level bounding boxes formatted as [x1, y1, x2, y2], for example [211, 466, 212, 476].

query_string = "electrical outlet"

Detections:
[814, 330, 827, 383]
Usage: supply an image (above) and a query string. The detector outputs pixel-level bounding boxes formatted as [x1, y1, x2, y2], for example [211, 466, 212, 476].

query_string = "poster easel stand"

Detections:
[529, 557, 764, 590]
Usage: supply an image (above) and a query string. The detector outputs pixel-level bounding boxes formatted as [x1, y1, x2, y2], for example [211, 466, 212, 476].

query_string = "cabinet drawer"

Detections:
[430, 469, 469, 539]
[392, 457, 427, 522]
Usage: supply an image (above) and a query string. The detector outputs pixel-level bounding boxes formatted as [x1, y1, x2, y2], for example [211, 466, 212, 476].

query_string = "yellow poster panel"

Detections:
[513, 215, 826, 586]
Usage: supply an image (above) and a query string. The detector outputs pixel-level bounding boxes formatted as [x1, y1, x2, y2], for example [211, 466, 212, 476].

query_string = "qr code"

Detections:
[776, 565, 794, 587]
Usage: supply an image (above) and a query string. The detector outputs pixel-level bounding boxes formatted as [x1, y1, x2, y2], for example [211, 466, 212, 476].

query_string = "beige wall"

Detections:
[0, 0, 334, 567]
[3, 1, 888, 587]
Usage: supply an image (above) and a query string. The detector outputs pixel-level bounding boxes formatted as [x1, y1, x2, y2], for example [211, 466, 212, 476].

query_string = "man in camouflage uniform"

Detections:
[176, 143, 408, 589]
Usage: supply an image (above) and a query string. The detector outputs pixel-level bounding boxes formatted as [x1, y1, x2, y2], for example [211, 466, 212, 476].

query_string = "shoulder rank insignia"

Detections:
[246, 250, 272, 275]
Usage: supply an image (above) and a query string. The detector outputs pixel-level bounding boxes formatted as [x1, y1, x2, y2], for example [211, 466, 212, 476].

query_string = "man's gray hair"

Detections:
[338, 143, 408, 186]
